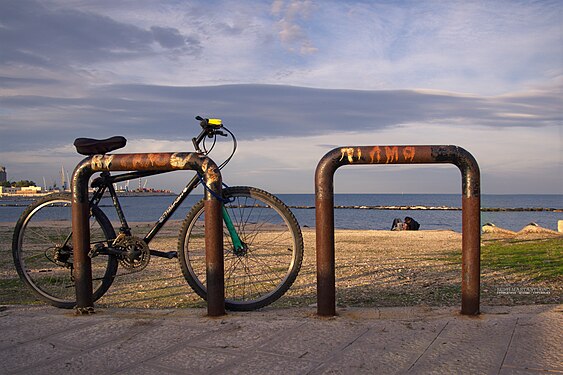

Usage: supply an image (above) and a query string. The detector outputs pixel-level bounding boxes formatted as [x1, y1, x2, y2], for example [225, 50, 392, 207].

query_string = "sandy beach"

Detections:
[1, 221, 560, 309]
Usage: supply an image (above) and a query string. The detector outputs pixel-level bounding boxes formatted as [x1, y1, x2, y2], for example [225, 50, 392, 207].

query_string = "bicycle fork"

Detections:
[222, 205, 247, 256]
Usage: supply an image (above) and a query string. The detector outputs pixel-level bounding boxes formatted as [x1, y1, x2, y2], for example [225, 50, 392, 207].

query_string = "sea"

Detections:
[1, 193, 562, 233]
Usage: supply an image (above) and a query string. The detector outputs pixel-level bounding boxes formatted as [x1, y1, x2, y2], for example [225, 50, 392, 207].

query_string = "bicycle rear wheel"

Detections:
[12, 192, 118, 308]
[178, 186, 304, 311]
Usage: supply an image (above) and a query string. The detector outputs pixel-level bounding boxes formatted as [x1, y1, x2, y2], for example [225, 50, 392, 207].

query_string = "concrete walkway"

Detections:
[0, 304, 561, 374]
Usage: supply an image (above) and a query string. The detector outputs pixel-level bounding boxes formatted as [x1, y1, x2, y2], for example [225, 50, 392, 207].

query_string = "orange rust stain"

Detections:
[131, 154, 145, 170]
[147, 153, 168, 168]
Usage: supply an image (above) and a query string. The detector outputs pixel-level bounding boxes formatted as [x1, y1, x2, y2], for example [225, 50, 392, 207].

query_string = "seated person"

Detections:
[391, 218, 403, 230]
[404, 216, 420, 230]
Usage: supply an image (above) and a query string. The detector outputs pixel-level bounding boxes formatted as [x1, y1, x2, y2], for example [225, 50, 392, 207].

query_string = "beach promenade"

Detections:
[1, 303, 561, 374]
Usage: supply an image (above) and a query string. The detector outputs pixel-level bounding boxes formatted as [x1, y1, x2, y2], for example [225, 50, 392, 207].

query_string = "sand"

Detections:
[1, 221, 560, 309]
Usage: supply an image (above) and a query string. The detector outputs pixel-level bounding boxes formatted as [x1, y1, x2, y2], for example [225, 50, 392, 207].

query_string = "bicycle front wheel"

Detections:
[12, 192, 118, 308]
[178, 186, 304, 311]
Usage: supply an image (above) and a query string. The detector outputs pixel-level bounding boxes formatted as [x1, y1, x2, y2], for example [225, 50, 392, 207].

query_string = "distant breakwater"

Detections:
[287, 205, 562, 212]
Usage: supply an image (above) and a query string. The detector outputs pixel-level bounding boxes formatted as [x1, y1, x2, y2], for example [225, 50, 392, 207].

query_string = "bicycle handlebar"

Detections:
[192, 116, 236, 169]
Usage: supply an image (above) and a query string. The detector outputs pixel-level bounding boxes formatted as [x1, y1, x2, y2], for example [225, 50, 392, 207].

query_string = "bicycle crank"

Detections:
[112, 233, 151, 272]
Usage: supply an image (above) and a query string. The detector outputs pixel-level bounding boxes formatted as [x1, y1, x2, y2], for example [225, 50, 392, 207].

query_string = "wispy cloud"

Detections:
[271, 0, 318, 54]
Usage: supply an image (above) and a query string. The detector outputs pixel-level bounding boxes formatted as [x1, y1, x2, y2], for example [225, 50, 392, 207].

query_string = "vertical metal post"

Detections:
[315, 145, 480, 316]
[71, 172, 94, 313]
[71, 153, 224, 316]
[205, 195, 225, 316]
[315, 159, 337, 316]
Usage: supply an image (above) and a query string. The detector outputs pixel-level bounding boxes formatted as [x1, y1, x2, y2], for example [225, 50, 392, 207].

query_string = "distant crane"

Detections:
[60, 166, 66, 191]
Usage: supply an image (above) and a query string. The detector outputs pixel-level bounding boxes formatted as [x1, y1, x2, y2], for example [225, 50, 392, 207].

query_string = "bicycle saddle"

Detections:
[73, 136, 127, 155]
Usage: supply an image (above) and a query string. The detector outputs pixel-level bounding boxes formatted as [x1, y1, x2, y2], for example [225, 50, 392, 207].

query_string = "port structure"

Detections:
[315, 145, 481, 316]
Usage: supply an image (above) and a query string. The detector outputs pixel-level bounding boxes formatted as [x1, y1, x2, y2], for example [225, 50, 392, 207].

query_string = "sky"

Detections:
[0, 0, 561, 194]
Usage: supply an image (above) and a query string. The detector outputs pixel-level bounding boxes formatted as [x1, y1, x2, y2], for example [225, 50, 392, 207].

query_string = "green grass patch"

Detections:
[446, 238, 562, 281]
[0, 278, 40, 305]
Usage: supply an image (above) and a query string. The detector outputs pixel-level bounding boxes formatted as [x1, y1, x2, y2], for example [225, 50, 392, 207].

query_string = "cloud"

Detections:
[1, 84, 558, 148]
[0, 0, 201, 73]
[271, 0, 318, 54]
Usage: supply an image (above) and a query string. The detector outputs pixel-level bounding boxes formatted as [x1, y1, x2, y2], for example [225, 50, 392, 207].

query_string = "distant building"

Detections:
[0, 186, 17, 195]
[0, 165, 6, 183]
[0, 185, 42, 196]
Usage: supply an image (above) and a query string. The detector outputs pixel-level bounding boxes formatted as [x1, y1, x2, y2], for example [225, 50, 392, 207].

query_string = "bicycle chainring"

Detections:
[112, 234, 151, 272]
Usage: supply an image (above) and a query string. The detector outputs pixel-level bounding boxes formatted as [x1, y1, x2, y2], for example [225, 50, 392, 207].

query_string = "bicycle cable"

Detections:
[216, 125, 237, 170]
[195, 123, 237, 203]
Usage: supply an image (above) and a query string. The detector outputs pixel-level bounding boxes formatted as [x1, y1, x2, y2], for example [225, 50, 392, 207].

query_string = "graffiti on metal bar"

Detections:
[339, 146, 416, 164]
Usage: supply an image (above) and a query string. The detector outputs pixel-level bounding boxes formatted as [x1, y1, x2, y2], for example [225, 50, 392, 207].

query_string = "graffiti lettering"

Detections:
[339, 148, 355, 163]
[385, 146, 399, 163]
[340, 146, 417, 164]
[403, 146, 416, 162]
[369, 146, 381, 163]
[91, 155, 113, 170]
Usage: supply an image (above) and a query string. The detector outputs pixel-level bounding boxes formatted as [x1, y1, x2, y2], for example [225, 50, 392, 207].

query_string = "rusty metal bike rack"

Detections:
[315, 145, 480, 316]
[71, 152, 225, 316]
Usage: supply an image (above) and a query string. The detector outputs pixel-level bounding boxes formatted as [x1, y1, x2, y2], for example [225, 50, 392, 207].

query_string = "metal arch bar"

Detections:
[71, 152, 225, 316]
[315, 145, 481, 316]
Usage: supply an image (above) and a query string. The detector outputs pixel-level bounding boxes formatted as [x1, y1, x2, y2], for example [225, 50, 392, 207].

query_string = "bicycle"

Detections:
[12, 116, 304, 311]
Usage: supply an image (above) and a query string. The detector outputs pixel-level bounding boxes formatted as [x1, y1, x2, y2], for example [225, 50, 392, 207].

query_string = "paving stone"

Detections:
[152, 346, 240, 374]
[0, 339, 75, 374]
[219, 351, 319, 375]
[310, 320, 446, 374]
[406, 316, 518, 374]
[27, 319, 215, 374]
[502, 312, 563, 372]
[0, 314, 93, 349]
[49, 318, 151, 349]
[259, 319, 368, 361]
[116, 362, 185, 375]
[194, 317, 304, 351]
[498, 367, 556, 374]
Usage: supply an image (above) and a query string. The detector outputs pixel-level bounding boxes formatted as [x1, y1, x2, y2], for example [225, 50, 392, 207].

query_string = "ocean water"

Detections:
[1, 193, 561, 232]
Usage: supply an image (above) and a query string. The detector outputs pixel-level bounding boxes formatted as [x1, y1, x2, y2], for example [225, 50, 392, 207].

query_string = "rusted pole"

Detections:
[71, 152, 225, 316]
[315, 145, 480, 316]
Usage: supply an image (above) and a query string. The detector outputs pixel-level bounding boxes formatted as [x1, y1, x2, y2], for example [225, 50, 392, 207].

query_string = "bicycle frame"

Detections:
[89, 169, 243, 258]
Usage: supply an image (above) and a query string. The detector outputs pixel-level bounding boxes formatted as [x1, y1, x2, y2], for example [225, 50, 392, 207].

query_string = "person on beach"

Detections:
[404, 216, 420, 230]
[391, 218, 404, 230]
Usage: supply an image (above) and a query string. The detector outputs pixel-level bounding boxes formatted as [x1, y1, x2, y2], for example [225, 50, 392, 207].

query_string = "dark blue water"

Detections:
[1, 194, 561, 232]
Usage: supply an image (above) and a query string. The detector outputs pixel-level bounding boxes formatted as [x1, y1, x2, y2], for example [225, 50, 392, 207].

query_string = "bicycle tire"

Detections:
[12, 192, 118, 308]
[178, 186, 304, 311]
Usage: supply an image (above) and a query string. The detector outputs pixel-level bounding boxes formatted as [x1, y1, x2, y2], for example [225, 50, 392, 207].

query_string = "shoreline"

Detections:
[0, 197, 560, 212]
